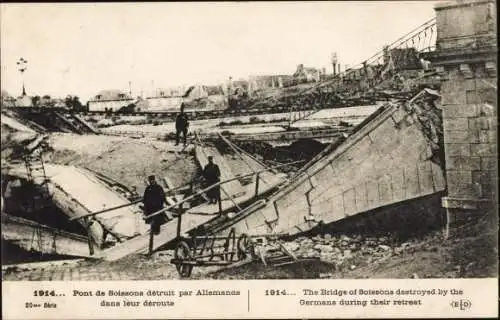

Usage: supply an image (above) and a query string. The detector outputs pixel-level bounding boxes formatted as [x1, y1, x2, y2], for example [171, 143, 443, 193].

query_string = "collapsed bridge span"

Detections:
[224, 89, 446, 235]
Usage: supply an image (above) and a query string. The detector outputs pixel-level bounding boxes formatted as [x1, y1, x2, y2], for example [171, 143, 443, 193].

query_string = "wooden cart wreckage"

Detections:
[1, 89, 445, 277]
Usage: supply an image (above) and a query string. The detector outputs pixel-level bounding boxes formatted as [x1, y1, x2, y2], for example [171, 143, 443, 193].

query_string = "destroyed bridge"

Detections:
[1, 0, 497, 272]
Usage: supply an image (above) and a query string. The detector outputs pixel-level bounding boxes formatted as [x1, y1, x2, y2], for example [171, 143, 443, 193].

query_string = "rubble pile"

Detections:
[406, 89, 444, 167]
[281, 233, 424, 272]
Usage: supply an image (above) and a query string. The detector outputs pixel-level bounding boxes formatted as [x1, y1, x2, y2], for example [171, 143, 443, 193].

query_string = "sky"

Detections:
[1, 2, 440, 103]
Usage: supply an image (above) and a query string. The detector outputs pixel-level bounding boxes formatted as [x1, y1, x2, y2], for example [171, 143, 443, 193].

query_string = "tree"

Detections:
[32, 95, 40, 107]
[64, 95, 84, 112]
[65, 95, 73, 109]
[72, 96, 83, 112]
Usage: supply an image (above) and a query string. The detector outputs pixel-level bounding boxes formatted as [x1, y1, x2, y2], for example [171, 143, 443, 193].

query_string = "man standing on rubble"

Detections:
[203, 156, 221, 204]
[175, 103, 189, 146]
[143, 175, 167, 235]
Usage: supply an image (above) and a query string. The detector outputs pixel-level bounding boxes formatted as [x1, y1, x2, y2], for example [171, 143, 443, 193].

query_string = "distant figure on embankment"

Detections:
[175, 103, 189, 146]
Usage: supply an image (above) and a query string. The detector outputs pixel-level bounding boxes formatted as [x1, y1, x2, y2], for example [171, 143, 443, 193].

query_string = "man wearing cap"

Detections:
[143, 175, 167, 235]
[203, 156, 221, 204]
[175, 103, 189, 146]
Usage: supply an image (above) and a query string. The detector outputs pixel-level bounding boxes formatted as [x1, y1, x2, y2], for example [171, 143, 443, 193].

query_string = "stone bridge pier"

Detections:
[429, 0, 497, 235]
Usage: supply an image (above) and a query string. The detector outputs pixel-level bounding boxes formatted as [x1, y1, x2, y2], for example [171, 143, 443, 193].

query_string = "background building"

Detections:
[87, 89, 135, 112]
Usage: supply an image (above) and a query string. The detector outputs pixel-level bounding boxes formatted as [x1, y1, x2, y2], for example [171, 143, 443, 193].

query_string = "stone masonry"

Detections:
[429, 0, 497, 228]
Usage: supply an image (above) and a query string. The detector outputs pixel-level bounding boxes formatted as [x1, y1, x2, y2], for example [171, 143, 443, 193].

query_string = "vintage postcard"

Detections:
[1, 1, 498, 319]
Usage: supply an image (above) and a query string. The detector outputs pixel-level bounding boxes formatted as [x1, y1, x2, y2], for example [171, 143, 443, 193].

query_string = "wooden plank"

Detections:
[53, 112, 82, 134]
[98, 212, 215, 261]
[71, 114, 99, 134]
[163, 175, 183, 204]
[280, 243, 298, 261]
[26, 134, 48, 152]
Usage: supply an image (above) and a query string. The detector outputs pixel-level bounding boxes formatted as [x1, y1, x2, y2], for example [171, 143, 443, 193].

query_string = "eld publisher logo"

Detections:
[450, 299, 472, 311]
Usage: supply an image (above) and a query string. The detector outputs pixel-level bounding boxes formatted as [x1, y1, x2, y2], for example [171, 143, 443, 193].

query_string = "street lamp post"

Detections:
[16, 57, 28, 96]
[331, 52, 338, 76]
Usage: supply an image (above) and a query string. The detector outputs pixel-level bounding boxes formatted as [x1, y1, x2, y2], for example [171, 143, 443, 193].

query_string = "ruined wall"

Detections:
[230, 98, 446, 236]
[430, 0, 497, 216]
[435, 0, 496, 50]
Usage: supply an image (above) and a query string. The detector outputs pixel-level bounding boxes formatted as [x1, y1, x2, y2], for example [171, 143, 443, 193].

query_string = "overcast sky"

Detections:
[1, 2, 440, 102]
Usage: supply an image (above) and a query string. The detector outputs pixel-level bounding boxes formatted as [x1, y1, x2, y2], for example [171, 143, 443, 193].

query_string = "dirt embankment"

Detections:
[46, 133, 199, 195]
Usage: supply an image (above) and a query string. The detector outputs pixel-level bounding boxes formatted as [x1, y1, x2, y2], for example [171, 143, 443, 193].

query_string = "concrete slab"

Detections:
[305, 105, 379, 120]
[1, 113, 37, 133]
[2, 214, 95, 258]
[5, 164, 149, 241]
[49, 166, 149, 238]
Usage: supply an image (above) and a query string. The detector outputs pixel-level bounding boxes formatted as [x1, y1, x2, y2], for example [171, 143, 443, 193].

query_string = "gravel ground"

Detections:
[206, 210, 498, 280]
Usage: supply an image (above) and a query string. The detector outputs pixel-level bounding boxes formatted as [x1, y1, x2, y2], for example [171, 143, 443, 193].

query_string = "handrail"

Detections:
[143, 160, 305, 221]
[298, 17, 437, 94]
[68, 181, 192, 221]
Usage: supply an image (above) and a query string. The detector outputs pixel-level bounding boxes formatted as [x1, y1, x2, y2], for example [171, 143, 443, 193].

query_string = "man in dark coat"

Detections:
[203, 156, 221, 204]
[175, 103, 189, 146]
[143, 175, 167, 235]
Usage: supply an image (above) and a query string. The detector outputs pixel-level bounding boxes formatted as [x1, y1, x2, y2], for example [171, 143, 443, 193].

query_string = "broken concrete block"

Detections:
[378, 244, 391, 251]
